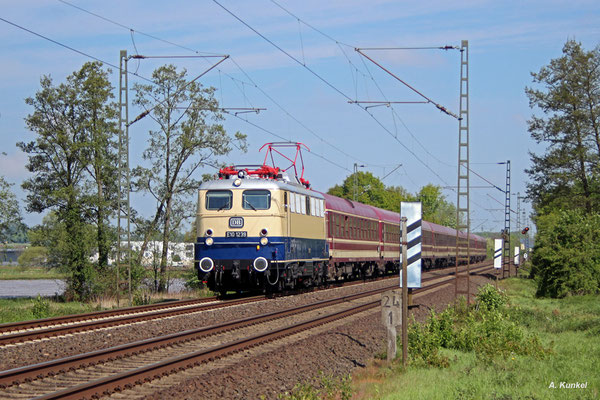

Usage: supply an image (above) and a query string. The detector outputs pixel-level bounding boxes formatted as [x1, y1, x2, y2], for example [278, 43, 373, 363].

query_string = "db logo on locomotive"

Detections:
[228, 217, 244, 229]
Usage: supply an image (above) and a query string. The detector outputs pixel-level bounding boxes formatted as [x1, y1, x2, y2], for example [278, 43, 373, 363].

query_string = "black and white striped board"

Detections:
[400, 202, 421, 288]
[494, 239, 502, 269]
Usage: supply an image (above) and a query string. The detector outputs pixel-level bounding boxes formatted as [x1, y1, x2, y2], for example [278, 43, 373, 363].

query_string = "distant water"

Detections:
[0, 278, 187, 298]
[0, 280, 66, 298]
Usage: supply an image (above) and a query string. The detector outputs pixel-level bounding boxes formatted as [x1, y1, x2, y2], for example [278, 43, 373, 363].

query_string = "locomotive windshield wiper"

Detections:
[217, 203, 230, 211]
[244, 200, 257, 211]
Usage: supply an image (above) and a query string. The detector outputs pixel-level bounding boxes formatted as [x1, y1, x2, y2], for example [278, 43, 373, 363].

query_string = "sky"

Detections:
[1, 0, 599, 233]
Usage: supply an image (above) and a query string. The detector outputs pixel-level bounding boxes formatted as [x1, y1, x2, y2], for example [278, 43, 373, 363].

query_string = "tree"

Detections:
[525, 40, 600, 212]
[327, 171, 410, 211]
[0, 175, 21, 244]
[132, 64, 246, 291]
[531, 209, 600, 297]
[18, 62, 117, 300]
[416, 184, 457, 228]
[525, 40, 600, 297]
[326, 172, 457, 226]
[74, 63, 119, 270]
[17, 246, 48, 267]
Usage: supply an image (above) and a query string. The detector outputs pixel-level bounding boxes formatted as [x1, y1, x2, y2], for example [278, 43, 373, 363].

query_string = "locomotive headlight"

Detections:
[253, 257, 268, 272]
[199, 257, 214, 272]
[206, 228, 213, 236]
[233, 178, 242, 187]
[260, 237, 268, 246]
[205, 237, 214, 246]
[260, 228, 268, 237]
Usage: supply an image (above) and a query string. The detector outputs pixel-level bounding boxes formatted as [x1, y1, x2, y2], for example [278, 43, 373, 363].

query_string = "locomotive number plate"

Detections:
[226, 231, 247, 238]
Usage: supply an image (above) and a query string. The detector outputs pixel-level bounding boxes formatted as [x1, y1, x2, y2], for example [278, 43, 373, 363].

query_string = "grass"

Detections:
[0, 297, 101, 324]
[350, 278, 600, 400]
[0, 286, 214, 324]
[0, 265, 193, 280]
[0, 265, 67, 280]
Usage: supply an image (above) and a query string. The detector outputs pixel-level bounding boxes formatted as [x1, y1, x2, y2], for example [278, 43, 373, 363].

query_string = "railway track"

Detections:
[0, 262, 493, 399]
[0, 296, 262, 346]
[0, 261, 492, 347]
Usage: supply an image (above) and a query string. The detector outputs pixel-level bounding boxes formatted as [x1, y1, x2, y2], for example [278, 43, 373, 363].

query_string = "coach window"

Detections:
[284, 192, 288, 209]
[306, 196, 311, 216]
[205, 190, 232, 210]
[242, 190, 271, 210]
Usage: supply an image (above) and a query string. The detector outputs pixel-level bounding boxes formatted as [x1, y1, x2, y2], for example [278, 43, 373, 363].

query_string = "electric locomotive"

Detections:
[195, 162, 328, 295]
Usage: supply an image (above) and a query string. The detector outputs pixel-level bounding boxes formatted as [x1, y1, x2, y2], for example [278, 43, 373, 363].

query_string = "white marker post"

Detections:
[494, 239, 503, 287]
[381, 290, 401, 360]
[514, 246, 520, 266]
[400, 202, 422, 367]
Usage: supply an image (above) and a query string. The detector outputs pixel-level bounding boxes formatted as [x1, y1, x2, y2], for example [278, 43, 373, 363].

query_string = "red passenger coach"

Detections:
[321, 193, 486, 280]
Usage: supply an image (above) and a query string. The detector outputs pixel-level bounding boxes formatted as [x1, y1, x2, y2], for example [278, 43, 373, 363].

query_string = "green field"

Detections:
[0, 297, 101, 324]
[350, 278, 599, 400]
[0, 265, 66, 280]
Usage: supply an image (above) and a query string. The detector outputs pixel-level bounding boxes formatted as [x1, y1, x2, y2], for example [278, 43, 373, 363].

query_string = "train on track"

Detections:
[194, 143, 487, 295]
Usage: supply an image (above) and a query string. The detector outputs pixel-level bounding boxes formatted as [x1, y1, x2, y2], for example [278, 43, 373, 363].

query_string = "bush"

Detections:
[532, 209, 600, 298]
[17, 246, 48, 267]
[184, 267, 205, 290]
[278, 372, 352, 400]
[32, 295, 50, 319]
[406, 286, 550, 367]
[476, 284, 508, 311]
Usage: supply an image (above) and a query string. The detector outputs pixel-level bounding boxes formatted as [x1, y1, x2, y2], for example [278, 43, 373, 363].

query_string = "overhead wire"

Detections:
[57, 0, 223, 56]
[0, 16, 158, 87]
[56, 0, 370, 169]
[2, 11, 349, 179]
[13, 1, 509, 231]
[212, 0, 455, 188]
[266, 0, 511, 230]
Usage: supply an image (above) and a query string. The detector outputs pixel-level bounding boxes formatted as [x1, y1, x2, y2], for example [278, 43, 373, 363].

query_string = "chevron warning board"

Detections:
[400, 202, 422, 288]
[494, 239, 503, 269]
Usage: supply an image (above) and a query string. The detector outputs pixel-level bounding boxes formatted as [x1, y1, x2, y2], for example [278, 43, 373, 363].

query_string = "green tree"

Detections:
[75, 63, 118, 270]
[525, 40, 600, 212]
[416, 184, 457, 228]
[132, 64, 246, 291]
[18, 62, 117, 300]
[327, 171, 410, 210]
[17, 246, 48, 267]
[326, 173, 457, 226]
[28, 212, 95, 271]
[0, 175, 21, 244]
[532, 209, 600, 297]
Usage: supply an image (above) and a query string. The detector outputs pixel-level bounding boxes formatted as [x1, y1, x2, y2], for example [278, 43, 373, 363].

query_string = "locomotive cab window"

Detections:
[242, 190, 271, 210]
[206, 190, 233, 210]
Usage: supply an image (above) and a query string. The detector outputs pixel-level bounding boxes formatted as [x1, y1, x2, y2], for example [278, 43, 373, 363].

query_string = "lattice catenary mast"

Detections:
[117, 50, 133, 306]
[454, 40, 471, 303]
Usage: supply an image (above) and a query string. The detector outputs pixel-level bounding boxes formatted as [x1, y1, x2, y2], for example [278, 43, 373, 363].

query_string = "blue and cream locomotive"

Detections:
[195, 143, 488, 294]
[195, 164, 328, 294]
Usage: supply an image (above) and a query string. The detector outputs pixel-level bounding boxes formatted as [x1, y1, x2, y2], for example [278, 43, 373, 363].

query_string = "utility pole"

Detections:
[516, 192, 521, 234]
[353, 163, 365, 201]
[502, 160, 511, 279]
[454, 40, 471, 303]
[117, 50, 132, 307]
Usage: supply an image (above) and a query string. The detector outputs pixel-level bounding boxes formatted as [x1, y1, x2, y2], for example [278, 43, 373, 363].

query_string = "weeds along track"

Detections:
[0, 263, 493, 400]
